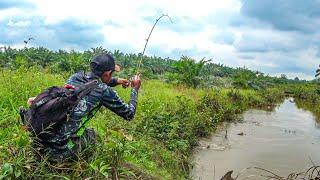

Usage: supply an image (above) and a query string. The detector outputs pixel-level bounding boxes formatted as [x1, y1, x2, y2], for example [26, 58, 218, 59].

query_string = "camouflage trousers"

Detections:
[36, 128, 96, 163]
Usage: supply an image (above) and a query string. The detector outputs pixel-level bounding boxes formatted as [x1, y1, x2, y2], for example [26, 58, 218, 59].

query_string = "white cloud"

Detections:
[7, 19, 30, 27]
[0, 8, 26, 20]
[29, 0, 240, 23]
[0, 0, 319, 79]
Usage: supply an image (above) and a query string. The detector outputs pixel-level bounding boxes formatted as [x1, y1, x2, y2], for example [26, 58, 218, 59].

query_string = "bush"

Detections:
[168, 56, 209, 88]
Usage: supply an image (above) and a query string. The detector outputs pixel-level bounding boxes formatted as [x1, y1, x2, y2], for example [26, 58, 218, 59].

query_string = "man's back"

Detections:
[30, 53, 141, 162]
[44, 71, 104, 145]
[39, 71, 138, 161]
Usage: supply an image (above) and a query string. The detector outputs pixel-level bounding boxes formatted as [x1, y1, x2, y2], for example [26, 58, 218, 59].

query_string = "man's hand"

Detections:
[117, 78, 130, 88]
[131, 75, 141, 90]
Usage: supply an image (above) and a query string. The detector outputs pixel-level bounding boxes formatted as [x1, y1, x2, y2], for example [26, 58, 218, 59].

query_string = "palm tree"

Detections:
[316, 65, 320, 77]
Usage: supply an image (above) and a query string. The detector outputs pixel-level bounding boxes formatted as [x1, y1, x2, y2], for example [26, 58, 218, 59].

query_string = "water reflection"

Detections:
[192, 99, 320, 180]
[295, 99, 320, 123]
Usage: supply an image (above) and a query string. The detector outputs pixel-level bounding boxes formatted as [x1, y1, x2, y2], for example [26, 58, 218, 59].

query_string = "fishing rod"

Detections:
[122, 14, 172, 87]
[135, 14, 173, 75]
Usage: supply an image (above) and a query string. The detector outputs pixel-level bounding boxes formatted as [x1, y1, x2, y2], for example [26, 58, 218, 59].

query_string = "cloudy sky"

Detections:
[1, 0, 319, 79]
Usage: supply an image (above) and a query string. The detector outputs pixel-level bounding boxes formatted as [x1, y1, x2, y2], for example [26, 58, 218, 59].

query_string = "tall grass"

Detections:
[0, 68, 288, 179]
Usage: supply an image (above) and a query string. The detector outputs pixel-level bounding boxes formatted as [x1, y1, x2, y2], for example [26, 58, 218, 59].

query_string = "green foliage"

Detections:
[0, 46, 311, 89]
[285, 84, 320, 122]
[167, 56, 209, 88]
[231, 68, 308, 90]
[136, 96, 198, 153]
[232, 69, 257, 89]
[0, 46, 317, 179]
[0, 67, 291, 179]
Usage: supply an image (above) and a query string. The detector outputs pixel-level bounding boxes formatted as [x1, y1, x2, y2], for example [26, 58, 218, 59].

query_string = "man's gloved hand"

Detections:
[131, 75, 141, 90]
[117, 78, 130, 88]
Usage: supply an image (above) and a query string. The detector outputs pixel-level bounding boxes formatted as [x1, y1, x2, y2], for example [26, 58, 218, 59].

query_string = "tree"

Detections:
[172, 56, 209, 88]
[281, 74, 287, 79]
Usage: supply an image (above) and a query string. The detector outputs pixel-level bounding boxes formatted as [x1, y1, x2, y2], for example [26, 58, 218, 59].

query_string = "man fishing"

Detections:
[26, 53, 141, 162]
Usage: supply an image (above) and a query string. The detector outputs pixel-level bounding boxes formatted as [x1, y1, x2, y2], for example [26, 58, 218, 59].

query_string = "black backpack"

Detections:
[19, 80, 98, 138]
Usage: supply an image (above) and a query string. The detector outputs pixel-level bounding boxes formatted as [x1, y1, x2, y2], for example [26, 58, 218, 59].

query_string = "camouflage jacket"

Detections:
[42, 71, 138, 148]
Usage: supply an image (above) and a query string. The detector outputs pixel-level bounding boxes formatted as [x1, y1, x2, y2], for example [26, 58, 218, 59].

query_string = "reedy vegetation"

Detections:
[0, 47, 319, 179]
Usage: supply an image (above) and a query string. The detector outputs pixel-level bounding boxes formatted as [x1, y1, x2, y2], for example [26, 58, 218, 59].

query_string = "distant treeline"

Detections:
[0, 46, 312, 89]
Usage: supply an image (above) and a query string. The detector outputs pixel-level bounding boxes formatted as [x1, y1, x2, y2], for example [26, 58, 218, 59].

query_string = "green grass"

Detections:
[0, 67, 309, 179]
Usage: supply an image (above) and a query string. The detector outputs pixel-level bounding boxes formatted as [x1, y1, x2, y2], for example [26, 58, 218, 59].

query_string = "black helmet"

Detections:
[90, 53, 117, 76]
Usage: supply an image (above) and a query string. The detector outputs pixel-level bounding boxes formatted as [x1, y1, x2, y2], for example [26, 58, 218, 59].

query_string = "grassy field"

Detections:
[1, 67, 316, 179]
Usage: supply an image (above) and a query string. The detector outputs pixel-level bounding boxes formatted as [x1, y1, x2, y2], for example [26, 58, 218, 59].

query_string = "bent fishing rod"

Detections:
[121, 14, 172, 86]
[135, 14, 173, 75]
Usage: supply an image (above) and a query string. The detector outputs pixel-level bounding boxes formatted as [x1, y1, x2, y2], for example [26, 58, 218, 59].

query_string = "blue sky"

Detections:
[0, 0, 319, 79]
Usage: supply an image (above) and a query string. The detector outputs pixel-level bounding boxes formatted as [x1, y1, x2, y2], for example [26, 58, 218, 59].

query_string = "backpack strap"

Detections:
[31, 96, 53, 109]
[76, 80, 99, 98]
[30, 91, 66, 110]
[76, 103, 102, 137]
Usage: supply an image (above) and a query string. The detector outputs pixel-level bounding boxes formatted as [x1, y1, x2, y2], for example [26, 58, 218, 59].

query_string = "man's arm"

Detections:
[101, 87, 138, 120]
[107, 77, 118, 87]
[107, 78, 130, 88]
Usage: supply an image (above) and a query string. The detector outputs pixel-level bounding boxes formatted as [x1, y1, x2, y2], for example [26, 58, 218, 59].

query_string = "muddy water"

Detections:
[191, 99, 320, 180]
